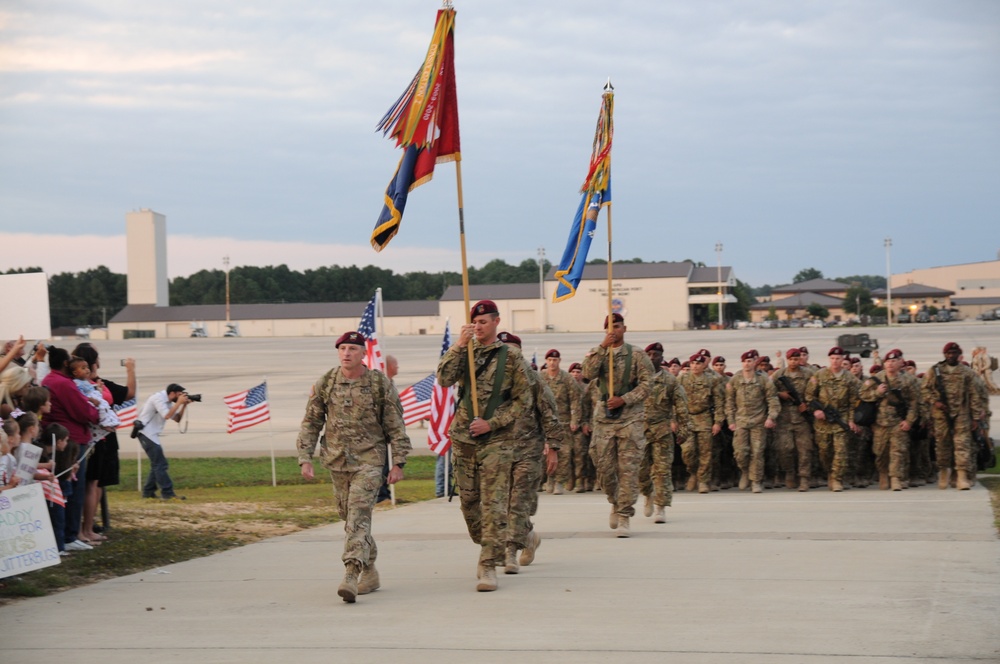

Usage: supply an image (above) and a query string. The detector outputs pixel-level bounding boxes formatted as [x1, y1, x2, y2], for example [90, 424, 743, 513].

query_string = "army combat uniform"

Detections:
[921, 360, 985, 489]
[860, 370, 919, 490]
[437, 338, 533, 570]
[678, 371, 725, 491]
[805, 368, 859, 490]
[539, 368, 580, 491]
[771, 364, 815, 490]
[725, 371, 780, 491]
[582, 343, 654, 531]
[639, 367, 689, 511]
[296, 366, 412, 574]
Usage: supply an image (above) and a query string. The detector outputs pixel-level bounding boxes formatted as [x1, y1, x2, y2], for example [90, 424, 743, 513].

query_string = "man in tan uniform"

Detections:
[539, 349, 580, 494]
[725, 349, 779, 493]
[860, 348, 919, 491]
[296, 331, 412, 603]
[639, 342, 689, 521]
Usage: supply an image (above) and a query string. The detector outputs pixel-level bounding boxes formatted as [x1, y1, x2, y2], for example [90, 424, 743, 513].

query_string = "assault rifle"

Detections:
[887, 385, 908, 421]
[808, 399, 852, 433]
[776, 375, 804, 406]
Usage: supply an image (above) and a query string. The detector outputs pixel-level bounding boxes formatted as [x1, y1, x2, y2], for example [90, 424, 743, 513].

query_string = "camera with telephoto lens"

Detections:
[130, 420, 145, 439]
[186, 393, 202, 402]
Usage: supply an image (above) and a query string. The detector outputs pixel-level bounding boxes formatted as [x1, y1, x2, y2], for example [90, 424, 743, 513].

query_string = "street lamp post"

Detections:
[884, 237, 892, 327]
[537, 247, 546, 332]
[223, 255, 231, 324]
[715, 242, 724, 328]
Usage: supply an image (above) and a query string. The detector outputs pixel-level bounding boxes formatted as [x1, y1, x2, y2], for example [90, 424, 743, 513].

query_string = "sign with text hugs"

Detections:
[0, 484, 60, 579]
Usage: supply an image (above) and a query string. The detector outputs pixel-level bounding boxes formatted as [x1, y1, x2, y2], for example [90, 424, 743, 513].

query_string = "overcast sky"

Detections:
[2, 0, 998, 288]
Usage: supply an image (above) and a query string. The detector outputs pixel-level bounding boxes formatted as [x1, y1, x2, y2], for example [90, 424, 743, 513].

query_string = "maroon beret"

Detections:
[603, 313, 624, 328]
[545, 349, 560, 359]
[697, 348, 711, 359]
[848, 357, 861, 365]
[689, 353, 705, 363]
[904, 360, 916, 368]
[828, 346, 846, 356]
[884, 349, 904, 361]
[785, 348, 802, 359]
[471, 300, 499, 318]
[498, 331, 521, 347]
[741, 349, 759, 361]
[869, 364, 882, 373]
[712, 356, 725, 365]
[568, 362, 582, 372]
[799, 346, 809, 354]
[943, 342, 961, 354]
[645, 342, 663, 353]
[681, 360, 691, 368]
[759, 355, 770, 364]
[335, 331, 365, 348]
[667, 357, 681, 366]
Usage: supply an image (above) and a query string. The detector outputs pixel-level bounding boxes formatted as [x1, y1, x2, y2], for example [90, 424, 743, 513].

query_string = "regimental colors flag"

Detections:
[114, 398, 138, 429]
[224, 383, 270, 434]
[371, 7, 460, 251]
[428, 321, 457, 455]
[399, 373, 435, 426]
[358, 293, 385, 373]
[552, 85, 614, 302]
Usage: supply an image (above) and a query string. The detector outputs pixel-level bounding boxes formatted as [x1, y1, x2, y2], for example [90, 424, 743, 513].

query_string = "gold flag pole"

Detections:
[602, 79, 615, 399]
[455, 160, 479, 416]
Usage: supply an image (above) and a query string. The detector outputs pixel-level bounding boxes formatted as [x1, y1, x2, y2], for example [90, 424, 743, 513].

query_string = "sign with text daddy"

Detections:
[0, 484, 60, 579]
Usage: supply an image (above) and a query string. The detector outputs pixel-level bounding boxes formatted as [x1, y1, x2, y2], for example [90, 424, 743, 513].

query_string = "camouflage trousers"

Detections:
[909, 428, 932, 482]
[873, 423, 910, 480]
[732, 425, 768, 482]
[931, 414, 974, 473]
[590, 419, 647, 517]
[682, 430, 714, 485]
[774, 417, 813, 478]
[453, 439, 514, 565]
[570, 429, 594, 487]
[814, 427, 849, 481]
[329, 465, 383, 567]
[507, 438, 543, 550]
[639, 421, 674, 507]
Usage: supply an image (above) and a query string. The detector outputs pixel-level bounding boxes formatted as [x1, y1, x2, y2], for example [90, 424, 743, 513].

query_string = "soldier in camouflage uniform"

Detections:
[639, 342, 689, 522]
[568, 362, 595, 491]
[539, 349, 580, 494]
[437, 300, 534, 592]
[772, 348, 816, 491]
[921, 342, 986, 490]
[581, 313, 654, 537]
[859, 349, 919, 491]
[725, 349, 779, 494]
[678, 353, 725, 493]
[805, 346, 861, 492]
[497, 332, 561, 574]
[296, 331, 412, 603]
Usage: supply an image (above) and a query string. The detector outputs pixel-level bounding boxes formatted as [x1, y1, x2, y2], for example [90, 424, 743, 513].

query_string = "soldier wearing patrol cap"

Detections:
[805, 346, 861, 492]
[437, 300, 536, 591]
[296, 331, 412, 603]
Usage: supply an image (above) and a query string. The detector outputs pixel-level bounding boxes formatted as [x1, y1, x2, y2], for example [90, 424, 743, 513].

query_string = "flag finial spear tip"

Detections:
[442, 0, 454, 8]
[604, 78, 614, 93]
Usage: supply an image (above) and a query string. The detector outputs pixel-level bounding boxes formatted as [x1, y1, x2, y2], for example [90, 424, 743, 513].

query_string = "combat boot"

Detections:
[519, 530, 541, 566]
[643, 494, 653, 517]
[785, 472, 797, 489]
[654, 506, 666, 524]
[830, 478, 843, 492]
[575, 480, 587, 493]
[798, 477, 809, 492]
[616, 516, 631, 538]
[685, 476, 697, 492]
[738, 472, 749, 491]
[879, 473, 889, 490]
[890, 477, 902, 491]
[338, 562, 361, 603]
[476, 564, 498, 592]
[751, 481, 763, 494]
[698, 482, 710, 494]
[504, 544, 520, 574]
[553, 482, 564, 495]
[357, 563, 380, 595]
[545, 478, 555, 493]
[956, 469, 971, 490]
[937, 468, 951, 490]
[609, 507, 619, 530]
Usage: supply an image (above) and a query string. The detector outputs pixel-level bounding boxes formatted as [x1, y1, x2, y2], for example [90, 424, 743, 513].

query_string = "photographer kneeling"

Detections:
[135, 383, 193, 500]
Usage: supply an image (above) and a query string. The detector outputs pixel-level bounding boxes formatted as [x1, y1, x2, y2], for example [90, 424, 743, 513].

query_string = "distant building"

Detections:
[126, 209, 169, 307]
[749, 278, 850, 322]
[891, 259, 1000, 320]
[871, 283, 954, 319]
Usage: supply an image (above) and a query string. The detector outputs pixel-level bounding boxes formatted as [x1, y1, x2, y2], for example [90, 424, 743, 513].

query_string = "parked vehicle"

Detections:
[896, 312, 911, 324]
[837, 333, 879, 358]
[935, 309, 952, 322]
[916, 310, 931, 323]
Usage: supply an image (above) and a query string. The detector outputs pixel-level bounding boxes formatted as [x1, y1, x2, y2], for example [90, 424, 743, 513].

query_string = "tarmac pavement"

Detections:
[4, 483, 999, 663]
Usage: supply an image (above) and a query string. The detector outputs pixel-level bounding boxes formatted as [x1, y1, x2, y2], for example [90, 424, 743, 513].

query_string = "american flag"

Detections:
[358, 293, 385, 373]
[42, 479, 66, 507]
[114, 398, 138, 429]
[399, 373, 435, 426]
[428, 321, 457, 455]
[224, 382, 270, 434]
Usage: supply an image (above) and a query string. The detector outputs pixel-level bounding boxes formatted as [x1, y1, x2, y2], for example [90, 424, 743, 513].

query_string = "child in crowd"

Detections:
[68, 357, 119, 440]
[20, 385, 52, 422]
[1, 419, 21, 492]
[40, 422, 71, 553]
[14, 411, 52, 483]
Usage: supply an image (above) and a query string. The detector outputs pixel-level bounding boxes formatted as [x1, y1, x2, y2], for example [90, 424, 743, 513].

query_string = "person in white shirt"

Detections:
[135, 383, 191, 500]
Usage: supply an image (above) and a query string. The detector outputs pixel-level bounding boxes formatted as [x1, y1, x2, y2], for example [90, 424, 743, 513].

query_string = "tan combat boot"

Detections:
[685, 476, 697, 492]
[956, 470, 971, 490]
[698, 482, 710, 494]
[553, 482, 565, 495]
[476, 563, 498, 592]
[357, 563, 380, 595]
[504, 544, 520, 574]
[830, 477, 843, 492]
[575, 480, 587, 494]
[519, 530, 541, 566]
[643, 494, 653, 517]
[890, 477, 902, 491]
[738, 472, 749, 491]
[751, 481, 763, 494]
[654, 506, 666, 524]
[609, 507, 619, 530]
[937, 468, 951, 490]
[338, 562, 361, 603]
[545, 478, 555, 494]
[785, 472, 797, 489]
[616, 516, 631, 538]
[879, 473, 889, 490]
[798, 477, 809, 492]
